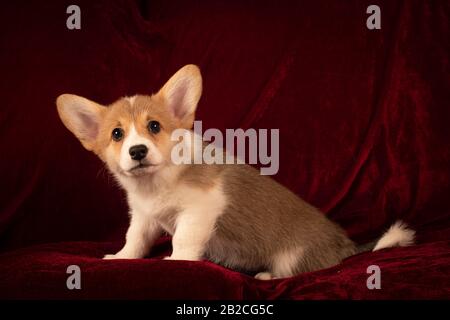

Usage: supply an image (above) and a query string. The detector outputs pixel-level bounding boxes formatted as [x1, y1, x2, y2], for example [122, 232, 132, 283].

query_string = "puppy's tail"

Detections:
[357, 220, 415, 253]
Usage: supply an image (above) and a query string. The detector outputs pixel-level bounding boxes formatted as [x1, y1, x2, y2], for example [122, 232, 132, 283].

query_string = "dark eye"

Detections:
[112, 128, 124, 141]
[148, 120, 160, 134]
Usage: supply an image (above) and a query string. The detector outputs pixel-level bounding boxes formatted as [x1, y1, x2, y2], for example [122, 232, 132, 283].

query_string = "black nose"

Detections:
[129, 144, 148, 161]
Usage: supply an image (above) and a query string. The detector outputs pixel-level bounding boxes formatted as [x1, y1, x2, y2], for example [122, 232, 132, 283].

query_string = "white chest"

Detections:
[127, 189, 179, 233]
[128, 191, 165, 215]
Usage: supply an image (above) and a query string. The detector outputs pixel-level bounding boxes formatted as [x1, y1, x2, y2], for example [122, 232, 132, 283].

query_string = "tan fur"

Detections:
[199, 164, 357, 274]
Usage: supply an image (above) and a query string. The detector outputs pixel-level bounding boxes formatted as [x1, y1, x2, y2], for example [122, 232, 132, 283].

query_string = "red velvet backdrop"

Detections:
[0, 0, 449, 299]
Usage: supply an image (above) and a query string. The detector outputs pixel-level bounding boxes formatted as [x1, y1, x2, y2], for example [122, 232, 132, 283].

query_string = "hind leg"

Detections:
[255, 272, 275, 280]
[272, 247, 304, 278]
[254, 248, 304, 280]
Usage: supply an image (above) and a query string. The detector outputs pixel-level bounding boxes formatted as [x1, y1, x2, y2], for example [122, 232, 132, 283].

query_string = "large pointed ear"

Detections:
[56, 94, 105, 151]
[157, 64, 202, 126]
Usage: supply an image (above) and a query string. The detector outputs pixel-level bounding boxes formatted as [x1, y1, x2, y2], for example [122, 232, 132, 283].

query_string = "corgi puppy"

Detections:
[56, 65, 415, 280]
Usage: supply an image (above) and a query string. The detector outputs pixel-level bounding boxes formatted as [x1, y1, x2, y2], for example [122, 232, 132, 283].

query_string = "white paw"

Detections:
[163, 255, 200, 261]
[255, 272, 273, 280]
[103, 254, 123, 260]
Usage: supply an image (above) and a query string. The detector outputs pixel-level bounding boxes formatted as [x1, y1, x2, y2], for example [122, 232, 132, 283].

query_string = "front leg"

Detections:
[166, 210, 217, 261]
[104, 212, 162, 259]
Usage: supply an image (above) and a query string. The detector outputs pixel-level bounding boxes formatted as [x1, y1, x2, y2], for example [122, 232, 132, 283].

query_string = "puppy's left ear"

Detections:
[157, 64, 202, 127]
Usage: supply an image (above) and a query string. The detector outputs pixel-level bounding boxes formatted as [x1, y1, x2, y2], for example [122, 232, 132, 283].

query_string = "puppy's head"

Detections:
[56, 64, 202, 178]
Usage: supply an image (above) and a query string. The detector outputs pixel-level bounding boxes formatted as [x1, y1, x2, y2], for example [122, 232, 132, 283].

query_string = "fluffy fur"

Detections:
[56, 64, 415, 279]
[373, 221, 415, 251]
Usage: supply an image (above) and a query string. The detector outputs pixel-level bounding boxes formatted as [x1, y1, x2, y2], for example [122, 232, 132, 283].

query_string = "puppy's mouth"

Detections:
[126, 162, 159, 176]
[130, 163, 151, 171]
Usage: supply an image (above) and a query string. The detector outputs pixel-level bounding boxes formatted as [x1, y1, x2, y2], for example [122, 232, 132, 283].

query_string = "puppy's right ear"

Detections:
[56, 94, 105, 151]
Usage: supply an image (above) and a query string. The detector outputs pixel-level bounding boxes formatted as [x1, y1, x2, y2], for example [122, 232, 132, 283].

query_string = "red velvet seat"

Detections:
[0, 237, 449, 299]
